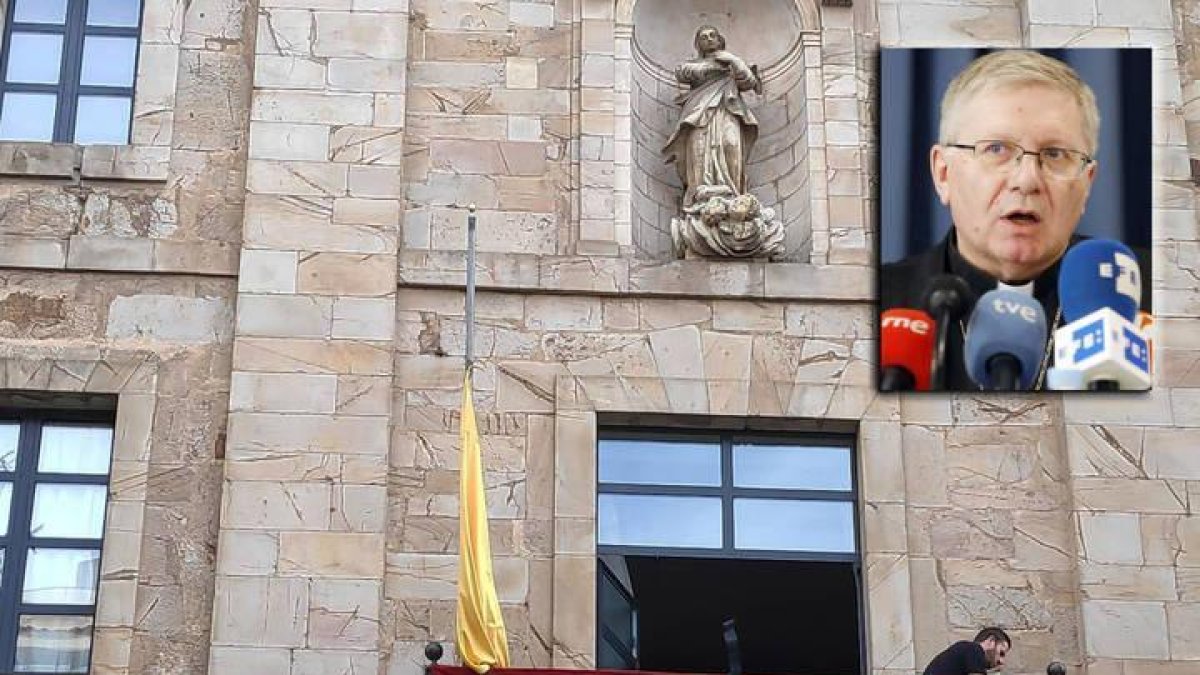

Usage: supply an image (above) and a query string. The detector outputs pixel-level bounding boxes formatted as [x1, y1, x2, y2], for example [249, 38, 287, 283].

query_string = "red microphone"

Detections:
[880, 308, 937, 391]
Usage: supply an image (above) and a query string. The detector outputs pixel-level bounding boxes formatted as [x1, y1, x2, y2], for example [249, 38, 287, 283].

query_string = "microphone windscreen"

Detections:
[965, 289, 1048, 390]
[880, 308, 937, 391]
[921, 274, 974, 320]
[1059, 239, 1141, 322]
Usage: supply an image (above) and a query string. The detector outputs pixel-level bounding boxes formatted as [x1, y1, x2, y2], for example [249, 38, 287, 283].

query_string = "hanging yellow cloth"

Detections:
[456, 371, 510, 673]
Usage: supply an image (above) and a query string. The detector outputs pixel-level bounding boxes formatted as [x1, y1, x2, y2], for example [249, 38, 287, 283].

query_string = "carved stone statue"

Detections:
[663, 26, 785, 260]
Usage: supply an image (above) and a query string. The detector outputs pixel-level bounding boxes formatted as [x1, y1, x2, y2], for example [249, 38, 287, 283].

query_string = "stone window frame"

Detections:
[574, 0, 866, 266]
[548, 373, 915, 674]
[0, 0, 178, 181]
[0, 346, 158, 675]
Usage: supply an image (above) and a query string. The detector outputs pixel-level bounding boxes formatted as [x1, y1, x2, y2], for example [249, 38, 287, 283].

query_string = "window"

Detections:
[0, 412, 113, 673]
[597, 431, 863, 675]
[0, 0, 143, 144]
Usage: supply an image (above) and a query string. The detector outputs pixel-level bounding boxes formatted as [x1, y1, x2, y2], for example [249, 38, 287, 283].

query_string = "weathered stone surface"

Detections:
[279, 532, 384, 578]
[1083, 600, 1170, 659]
[107, 295, 233, 343]
[1080, 513, 1144, 564]
[211, 577, 309, 647]
[947, 586, 1053, 629]
[929, 509, 1015, 559]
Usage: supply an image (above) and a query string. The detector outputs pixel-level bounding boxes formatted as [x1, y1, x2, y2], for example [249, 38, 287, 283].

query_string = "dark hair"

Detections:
[974, 627, 1012, 647]
[693, 25, 726, 54]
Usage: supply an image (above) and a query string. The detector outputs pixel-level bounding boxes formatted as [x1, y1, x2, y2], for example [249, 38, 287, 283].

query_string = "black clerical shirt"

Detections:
[879, 230, 1152, 391]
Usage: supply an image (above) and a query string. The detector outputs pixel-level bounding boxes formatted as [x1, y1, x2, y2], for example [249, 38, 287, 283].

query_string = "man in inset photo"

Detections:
[878, 48, 1152, 393]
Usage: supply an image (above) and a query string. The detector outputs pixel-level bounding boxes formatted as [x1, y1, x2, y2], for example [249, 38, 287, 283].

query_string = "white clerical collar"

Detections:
[997, 280, 1035, 296]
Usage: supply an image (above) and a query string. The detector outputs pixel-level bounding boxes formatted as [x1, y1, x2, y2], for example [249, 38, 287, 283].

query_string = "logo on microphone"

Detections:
[1071, 318, 1106, 361]
[881, 315, 931, 335]
[991, 297, 1039, 323]
[1098, 251, 1139, 305]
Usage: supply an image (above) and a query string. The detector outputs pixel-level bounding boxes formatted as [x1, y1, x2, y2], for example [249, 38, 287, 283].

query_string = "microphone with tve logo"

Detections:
[1051, 239, 1150, 390]
[964, 289, 1048, 391]
[880, 308, 937, 391]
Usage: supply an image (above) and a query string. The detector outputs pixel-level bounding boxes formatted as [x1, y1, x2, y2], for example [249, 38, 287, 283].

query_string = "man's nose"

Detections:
[1008, 152, 1043, 192]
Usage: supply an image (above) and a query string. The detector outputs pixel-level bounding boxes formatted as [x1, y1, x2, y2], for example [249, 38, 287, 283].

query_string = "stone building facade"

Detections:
[0, 0, 1197, 674]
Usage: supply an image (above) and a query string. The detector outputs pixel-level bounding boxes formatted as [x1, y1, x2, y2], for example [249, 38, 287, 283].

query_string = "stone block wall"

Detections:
[0, 0, 255, 671]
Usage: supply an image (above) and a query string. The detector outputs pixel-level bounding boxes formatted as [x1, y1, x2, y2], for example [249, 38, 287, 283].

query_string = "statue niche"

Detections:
[662, 25, 785, 260]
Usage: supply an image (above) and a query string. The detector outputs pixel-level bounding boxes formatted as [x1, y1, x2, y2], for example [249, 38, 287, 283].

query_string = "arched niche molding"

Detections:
[615, 0, 821, 31]
[615, 0, 823, 261]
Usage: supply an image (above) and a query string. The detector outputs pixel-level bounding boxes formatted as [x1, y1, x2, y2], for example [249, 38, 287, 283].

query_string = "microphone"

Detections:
[1047, 661, 1066, 675]
[880, 308, 937, 391]
[1053, 239, 1151, 391]
[964, 289, 1048, 390]
[1060, 239, 1140, 322]
[921, 275, 974, 391]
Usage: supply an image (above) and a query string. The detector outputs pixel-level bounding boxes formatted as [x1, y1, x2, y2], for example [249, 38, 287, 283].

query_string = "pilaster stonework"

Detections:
[211, 1, 409, 672]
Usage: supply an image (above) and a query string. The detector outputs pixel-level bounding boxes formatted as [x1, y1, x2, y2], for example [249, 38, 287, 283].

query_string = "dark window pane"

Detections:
[31, 484, 107, 539]
[5, 33, 64, 84]
[734, 499, 856, 553]
[73, 96, 131, 144]
[733, 444, 853, 491]
[15, 615, 93, 673]
[22, 549, 101, 605]
[598, 494, 722, 548]
[86, 0, 142, 27]
[80, 36, 137, 87]
[0, 93, 57, 141]
[0, 422, 18, 470]
[599, 570, 634, 648]
[598, 438, 721, 486]
[13, 0, 68, 24]
[0, 482, 12, 536]
[39, 425, 113, 475]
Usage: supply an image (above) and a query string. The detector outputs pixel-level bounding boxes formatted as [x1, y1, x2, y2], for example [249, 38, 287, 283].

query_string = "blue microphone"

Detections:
[964, 289, 1048, 390]
[1059, 239, 1141, 322]
[1053, 239, 1150, 390]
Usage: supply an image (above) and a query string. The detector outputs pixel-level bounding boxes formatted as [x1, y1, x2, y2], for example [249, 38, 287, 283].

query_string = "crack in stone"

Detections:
[283, 164, 337, 196]
[965, 398, 1047, 423]
[462, 90, 492, 114]
[337, 380, 376, 411]
[1014, 524, 1072, 560]
[497, 365, 553, 402]
[1090, 424, 1145, 477]
[281, 194, 334, 217]
[258, 9, 286, 56]
[135, 595, 160, 627]
[281, 485, 306, 522]
[1165, 480, 1188, 512]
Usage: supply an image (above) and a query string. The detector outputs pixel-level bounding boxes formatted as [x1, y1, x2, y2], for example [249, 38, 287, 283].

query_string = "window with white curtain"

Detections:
[0, 412, 113, 674]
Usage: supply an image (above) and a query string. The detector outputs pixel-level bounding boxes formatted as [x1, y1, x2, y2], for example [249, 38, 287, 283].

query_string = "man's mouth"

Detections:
[1001, 209, 1042, 225]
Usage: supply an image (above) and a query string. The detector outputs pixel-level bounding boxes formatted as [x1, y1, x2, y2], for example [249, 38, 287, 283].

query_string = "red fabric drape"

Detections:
[430, 665, 693, 675]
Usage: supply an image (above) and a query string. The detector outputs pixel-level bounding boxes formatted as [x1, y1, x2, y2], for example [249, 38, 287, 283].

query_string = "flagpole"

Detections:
[456, 204, 509, 672]
[465, 204, 477, 371]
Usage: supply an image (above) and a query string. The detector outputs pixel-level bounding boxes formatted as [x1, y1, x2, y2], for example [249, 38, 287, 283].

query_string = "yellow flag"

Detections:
[456, 372, 510, 672]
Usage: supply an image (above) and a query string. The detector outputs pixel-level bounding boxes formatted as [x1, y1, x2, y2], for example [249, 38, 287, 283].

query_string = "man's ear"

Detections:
[930, 145, 951, 206]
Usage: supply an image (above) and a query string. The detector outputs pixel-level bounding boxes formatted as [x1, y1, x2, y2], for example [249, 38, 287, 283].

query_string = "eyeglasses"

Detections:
[945, 140, 1093, 180]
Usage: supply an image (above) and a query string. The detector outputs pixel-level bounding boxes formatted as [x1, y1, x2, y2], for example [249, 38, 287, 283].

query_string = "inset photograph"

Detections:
[878, 48, 1153, 392]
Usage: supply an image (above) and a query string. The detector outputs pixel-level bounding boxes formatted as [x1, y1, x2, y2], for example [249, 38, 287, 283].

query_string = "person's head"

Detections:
[694, 25, 726, 56]
[930, 50, 1101, 282]
[974, 627, 1011, 670]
